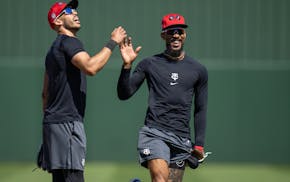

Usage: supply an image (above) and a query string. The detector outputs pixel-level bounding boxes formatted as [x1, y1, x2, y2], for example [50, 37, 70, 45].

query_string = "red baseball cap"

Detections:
[161, 13, 188, 30]
[47, 0, 78, 29]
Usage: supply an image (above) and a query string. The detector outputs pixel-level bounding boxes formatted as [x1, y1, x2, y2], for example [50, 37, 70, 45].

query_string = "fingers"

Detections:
[135, 46, 142, 54]
[120, 37, 141, 56]
[120, 36, 131, 49]
[113, 27, 141, 55]
[117, 26, 127, 37]
[111, 26, 127, 44]
[119, 37, 128, 49]
[192, 149, 204, 160]
[124, 37, 131, 46]
[127, 37, 132, 46]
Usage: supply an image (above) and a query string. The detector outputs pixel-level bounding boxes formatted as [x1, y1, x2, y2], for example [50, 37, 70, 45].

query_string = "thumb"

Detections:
[135, 46, 142, 54]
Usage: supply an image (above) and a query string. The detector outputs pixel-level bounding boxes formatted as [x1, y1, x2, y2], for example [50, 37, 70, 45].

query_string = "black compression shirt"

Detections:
[117, 53, 208, 146]
[44, 34, 86, 124]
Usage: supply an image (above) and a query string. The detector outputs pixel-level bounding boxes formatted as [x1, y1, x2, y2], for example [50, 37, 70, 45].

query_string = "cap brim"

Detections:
[66, 0, 78, 9]
[163, 24, 188, 30]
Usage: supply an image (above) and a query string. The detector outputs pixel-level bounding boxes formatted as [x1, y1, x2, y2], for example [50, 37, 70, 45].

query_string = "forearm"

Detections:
[117, 66, 145, 100]
[88, 47, 113, 74]
[88, 39, 118, 73]
[117, 68, 133, 100]
[194, 108, 207, 146]
[193, 89, 208, 146]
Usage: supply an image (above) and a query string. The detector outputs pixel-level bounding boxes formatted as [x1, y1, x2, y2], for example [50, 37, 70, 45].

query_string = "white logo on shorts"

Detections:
[143, 148, 151, 155]
[176, 160, 185, 167]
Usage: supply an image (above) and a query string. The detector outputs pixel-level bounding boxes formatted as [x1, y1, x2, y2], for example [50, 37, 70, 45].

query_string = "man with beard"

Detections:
[117, 13, 208, 182]
[39, 0, 127, 181]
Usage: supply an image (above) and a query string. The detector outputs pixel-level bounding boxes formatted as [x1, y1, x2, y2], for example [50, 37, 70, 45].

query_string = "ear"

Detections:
[54, 18, 63, 27]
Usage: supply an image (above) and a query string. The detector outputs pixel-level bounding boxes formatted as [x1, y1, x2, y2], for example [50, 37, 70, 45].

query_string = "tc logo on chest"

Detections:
[170, 73, 179, 86]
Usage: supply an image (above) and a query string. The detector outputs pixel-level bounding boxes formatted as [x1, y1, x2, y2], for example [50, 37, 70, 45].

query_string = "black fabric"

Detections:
[105, 39, 118, 51]
[36, 144, 45, 170]
[117, 53, 208, 146]
[52, 169, 84, 182]
[66, 0, 78, 9]
[186, 156, 199, 169]
[44, 34, 86, 124]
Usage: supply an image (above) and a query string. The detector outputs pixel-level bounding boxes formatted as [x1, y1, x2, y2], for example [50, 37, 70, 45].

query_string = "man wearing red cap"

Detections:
[38, 0, 127, 181]
[117, 13, 208, 182]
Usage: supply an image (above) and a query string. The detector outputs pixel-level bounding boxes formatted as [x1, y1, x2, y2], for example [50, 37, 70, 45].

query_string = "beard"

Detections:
[71, 26, 81, 32]
[63, 21, 81, 33]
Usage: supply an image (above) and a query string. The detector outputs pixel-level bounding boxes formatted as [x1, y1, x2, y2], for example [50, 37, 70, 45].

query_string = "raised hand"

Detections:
[111, 26, 127, 44]
[119, 37, 142, 69]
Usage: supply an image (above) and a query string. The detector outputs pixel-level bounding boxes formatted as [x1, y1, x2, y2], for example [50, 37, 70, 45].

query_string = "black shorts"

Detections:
[137, 126, 192, 169]
[52, 169, 84, 182]
[39, 121, 86, 172]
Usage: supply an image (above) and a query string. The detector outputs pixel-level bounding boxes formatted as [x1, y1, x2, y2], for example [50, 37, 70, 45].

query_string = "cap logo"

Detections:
[51, 13, 56, 19]
[169, 15, 180, 20]
[58, 2, 63, 5]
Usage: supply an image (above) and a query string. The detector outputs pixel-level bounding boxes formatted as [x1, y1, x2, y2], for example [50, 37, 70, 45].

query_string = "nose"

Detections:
[173, 33, 181, 38]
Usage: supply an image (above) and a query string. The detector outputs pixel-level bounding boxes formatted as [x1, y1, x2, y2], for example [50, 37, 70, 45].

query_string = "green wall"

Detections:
[0, 0, 289, 163]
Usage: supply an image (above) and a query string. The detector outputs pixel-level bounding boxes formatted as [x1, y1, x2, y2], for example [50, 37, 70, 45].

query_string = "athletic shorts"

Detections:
[39, 121, 86, 172]
[137, 126, 192, 169]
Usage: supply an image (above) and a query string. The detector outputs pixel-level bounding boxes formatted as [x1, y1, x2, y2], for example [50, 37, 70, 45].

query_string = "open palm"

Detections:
[120, 37, 142, 65]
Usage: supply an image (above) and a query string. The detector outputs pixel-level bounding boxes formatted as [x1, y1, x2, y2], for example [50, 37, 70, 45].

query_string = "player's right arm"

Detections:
[41, 72, 49, 113]
[71, 26, 127, 76]
[117, 37, 143, 100]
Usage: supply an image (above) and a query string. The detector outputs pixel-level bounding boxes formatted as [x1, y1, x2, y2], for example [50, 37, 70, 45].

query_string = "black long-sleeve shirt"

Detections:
[117, 53, 208, 146]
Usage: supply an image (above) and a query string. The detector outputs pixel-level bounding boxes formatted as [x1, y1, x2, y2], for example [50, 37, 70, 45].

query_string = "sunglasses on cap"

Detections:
[55, 7, 75, 20]
[163, 28, 185, 36]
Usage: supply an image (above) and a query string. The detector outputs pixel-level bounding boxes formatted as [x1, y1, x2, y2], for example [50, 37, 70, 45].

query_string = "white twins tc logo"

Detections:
[143, 148, 151, 155]
[171, 73, 179, 81]
[170, 73, 179, 85]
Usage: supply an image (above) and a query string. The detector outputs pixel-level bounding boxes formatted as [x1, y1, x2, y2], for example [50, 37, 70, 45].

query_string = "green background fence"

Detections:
[0, 0, 289, 164]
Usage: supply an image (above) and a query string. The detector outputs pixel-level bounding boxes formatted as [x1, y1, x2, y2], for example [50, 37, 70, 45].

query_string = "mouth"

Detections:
[170, 39, 182, 48]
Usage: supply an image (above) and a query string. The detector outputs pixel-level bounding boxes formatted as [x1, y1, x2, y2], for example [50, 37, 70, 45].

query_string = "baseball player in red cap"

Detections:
[117, 13, 208, 182]
[38, 0, 127, 181]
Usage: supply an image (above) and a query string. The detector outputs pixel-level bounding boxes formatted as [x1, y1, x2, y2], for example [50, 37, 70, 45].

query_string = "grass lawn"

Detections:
[0, 162, 289, 182]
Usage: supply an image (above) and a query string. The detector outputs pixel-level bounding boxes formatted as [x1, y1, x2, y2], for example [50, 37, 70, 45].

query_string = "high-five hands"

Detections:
[119, 37, 142, 69]
[111, 26, 127, 44]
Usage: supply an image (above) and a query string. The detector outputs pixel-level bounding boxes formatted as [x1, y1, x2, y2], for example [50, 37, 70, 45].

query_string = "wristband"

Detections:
[194, 146, 204, 152]
[105, 39, 118, 52]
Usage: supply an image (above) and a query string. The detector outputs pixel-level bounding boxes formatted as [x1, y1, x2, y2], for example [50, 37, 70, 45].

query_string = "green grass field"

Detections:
[0, 162, 289, 182]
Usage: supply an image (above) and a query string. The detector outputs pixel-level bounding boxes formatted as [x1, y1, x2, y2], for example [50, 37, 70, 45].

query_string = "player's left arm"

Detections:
[193, 65, 208, 157]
